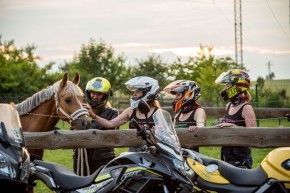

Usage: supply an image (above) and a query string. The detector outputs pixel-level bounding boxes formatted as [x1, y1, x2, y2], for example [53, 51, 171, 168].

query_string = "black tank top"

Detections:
[175, 110, 196, 128]
[175, 110, 200, 152]
[221, 103, 247, 126]
[221, 103, 252, 166]
[129, 108, 158, 129]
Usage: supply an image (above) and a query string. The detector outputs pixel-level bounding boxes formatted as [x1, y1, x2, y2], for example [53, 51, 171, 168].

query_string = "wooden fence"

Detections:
[23, 107, 290, 149]
[24, 127, 290, 149]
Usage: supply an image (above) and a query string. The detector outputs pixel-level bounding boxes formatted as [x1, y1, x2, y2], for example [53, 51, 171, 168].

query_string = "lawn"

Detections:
[34, 148, 274, 193]
[34, 117, 290, 192]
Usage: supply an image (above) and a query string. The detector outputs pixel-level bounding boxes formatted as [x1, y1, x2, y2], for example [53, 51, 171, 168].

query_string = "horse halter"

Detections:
[54, 92, 89, 122]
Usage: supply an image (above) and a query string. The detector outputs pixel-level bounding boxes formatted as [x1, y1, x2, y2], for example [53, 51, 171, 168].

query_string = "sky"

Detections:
[1, 0, 290, 81]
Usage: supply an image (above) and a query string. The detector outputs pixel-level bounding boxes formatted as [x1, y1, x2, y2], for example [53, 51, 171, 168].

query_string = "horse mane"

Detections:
[15, 80, 84, 115]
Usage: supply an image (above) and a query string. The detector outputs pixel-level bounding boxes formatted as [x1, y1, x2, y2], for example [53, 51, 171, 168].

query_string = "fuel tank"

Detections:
[261, 147, 290, 188]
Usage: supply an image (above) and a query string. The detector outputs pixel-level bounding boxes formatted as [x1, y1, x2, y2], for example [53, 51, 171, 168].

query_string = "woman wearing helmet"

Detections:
[74, 77, 119, 175]
[163, 80, 206, 152]
[215, 69, 256, 169]
[87, 76, 161, 152]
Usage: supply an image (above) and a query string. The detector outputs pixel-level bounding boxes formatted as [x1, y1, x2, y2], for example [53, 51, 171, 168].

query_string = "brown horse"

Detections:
[15, 72, 90, 159]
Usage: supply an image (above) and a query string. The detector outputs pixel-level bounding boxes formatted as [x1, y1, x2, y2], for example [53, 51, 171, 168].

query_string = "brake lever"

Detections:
[131, 118, 142, 132]
[131, 118, 148, 140]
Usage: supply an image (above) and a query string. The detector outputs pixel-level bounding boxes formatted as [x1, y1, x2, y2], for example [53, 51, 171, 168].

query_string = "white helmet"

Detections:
[125, 76, 160, 109]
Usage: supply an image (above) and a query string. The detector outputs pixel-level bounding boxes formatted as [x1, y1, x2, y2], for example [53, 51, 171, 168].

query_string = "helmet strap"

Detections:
[92, 101, 108, 114]
[180, 104, 193, 113]
[231, 95, 247, 107]
[88, 94, 109, 112]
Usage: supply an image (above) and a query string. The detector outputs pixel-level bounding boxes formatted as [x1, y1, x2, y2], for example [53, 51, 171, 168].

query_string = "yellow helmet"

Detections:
[85, 77, 113, 109]
[215, 69, 250, 101]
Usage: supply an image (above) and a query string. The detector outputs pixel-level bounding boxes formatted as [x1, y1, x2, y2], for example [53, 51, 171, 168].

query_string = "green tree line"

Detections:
[0, 35, 289, 107]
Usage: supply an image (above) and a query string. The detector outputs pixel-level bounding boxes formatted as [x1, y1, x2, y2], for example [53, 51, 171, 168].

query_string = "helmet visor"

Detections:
[126, 85, 142, 91]
[215, 71, 232, 84]
[126, 84, 152, 93]
[162, 80, 184, 98]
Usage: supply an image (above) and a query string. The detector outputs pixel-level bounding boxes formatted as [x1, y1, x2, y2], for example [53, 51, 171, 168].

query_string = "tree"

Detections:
[61, 38, 130, 94]
[256, 77, 265, 90]
[0, 35, 60, 103]
[253, 77, 289, 108]
[169, 45, 243, 106]
[259, 88, 288, 107]
[266, 72, 275, 80]
[130, 54, 170, 90]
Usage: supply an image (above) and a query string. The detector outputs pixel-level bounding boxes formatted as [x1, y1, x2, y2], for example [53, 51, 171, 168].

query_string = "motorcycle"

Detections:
[30, 99, 195, 193]
[182, 147, 290, 193]
[0, 104, 31, 193]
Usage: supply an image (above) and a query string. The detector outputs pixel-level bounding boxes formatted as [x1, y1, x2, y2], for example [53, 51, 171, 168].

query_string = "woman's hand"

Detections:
[82, 103, 95, 118]
[188, 125, 198, 132]
[216, 122, 236, 127]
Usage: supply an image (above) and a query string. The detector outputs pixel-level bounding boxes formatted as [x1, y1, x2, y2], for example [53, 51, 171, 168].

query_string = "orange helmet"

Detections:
[163, 80, 201, 112]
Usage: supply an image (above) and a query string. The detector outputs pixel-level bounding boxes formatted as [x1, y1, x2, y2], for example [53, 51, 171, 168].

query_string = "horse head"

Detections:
[54, 72, 90, 130]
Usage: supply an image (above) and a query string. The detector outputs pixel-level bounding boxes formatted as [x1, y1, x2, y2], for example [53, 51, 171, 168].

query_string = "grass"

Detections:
[34, 118, 290, 193]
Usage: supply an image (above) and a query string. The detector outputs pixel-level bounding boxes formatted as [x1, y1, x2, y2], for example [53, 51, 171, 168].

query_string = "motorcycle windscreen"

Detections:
[153, 109, 182, 157]
[0, 104, 25, 147]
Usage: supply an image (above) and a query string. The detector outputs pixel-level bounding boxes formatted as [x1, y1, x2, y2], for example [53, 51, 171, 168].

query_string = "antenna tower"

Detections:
[234, 0, 243, 68]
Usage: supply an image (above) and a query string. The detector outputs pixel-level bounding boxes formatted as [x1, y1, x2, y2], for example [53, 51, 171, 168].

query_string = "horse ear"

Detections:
[60, 72, 68, 89]
[72, 72, 80, 85]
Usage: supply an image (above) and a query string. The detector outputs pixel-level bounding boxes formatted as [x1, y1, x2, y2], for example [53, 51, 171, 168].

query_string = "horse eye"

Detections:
[65, 97, 71, 103]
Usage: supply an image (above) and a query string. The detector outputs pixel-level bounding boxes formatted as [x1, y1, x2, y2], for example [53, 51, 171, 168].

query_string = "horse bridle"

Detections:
[54, 92, 89, 122]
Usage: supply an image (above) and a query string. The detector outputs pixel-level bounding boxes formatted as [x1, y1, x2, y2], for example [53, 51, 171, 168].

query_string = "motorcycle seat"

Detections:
[34, 160, 101, 190]
[201, 157, 268, 186]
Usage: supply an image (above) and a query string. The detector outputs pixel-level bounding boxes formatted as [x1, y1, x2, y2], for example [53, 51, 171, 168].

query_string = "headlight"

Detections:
[172, 158, 186, 175]
[0, 151, 16, 179]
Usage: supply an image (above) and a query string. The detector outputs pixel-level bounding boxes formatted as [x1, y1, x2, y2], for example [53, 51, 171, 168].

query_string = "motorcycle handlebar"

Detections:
[130, 118, 149, 141]
[131, 118, 142, 132]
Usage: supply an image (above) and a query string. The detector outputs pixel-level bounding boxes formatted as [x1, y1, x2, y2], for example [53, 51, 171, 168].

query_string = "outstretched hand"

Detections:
[82, 103, 94, 118]
[216, 122, 236, 127]
[188, 126, 198, 132]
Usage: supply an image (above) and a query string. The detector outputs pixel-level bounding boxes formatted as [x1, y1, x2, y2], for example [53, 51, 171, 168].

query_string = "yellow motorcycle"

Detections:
[183, 147, 290, 193]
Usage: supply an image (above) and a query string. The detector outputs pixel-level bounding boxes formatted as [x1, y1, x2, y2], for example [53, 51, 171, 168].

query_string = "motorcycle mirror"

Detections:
[0, 122, 11, 146]
[138, 99, 150, 125]
[138, 99, 150, 116]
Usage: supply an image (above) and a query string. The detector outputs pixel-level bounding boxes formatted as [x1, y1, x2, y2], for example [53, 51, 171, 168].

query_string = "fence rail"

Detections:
[163, 107, 290, 118]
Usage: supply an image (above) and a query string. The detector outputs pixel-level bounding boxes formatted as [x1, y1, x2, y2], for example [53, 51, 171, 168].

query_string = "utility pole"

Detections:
[267, 61, 272, 77]
[266, 61, 273, 80]
[234, 0, 243, 68]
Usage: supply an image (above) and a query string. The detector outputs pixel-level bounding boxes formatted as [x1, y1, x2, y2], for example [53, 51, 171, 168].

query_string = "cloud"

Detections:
[152, 46, 234, 57]
[244, 46, 290, 55]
